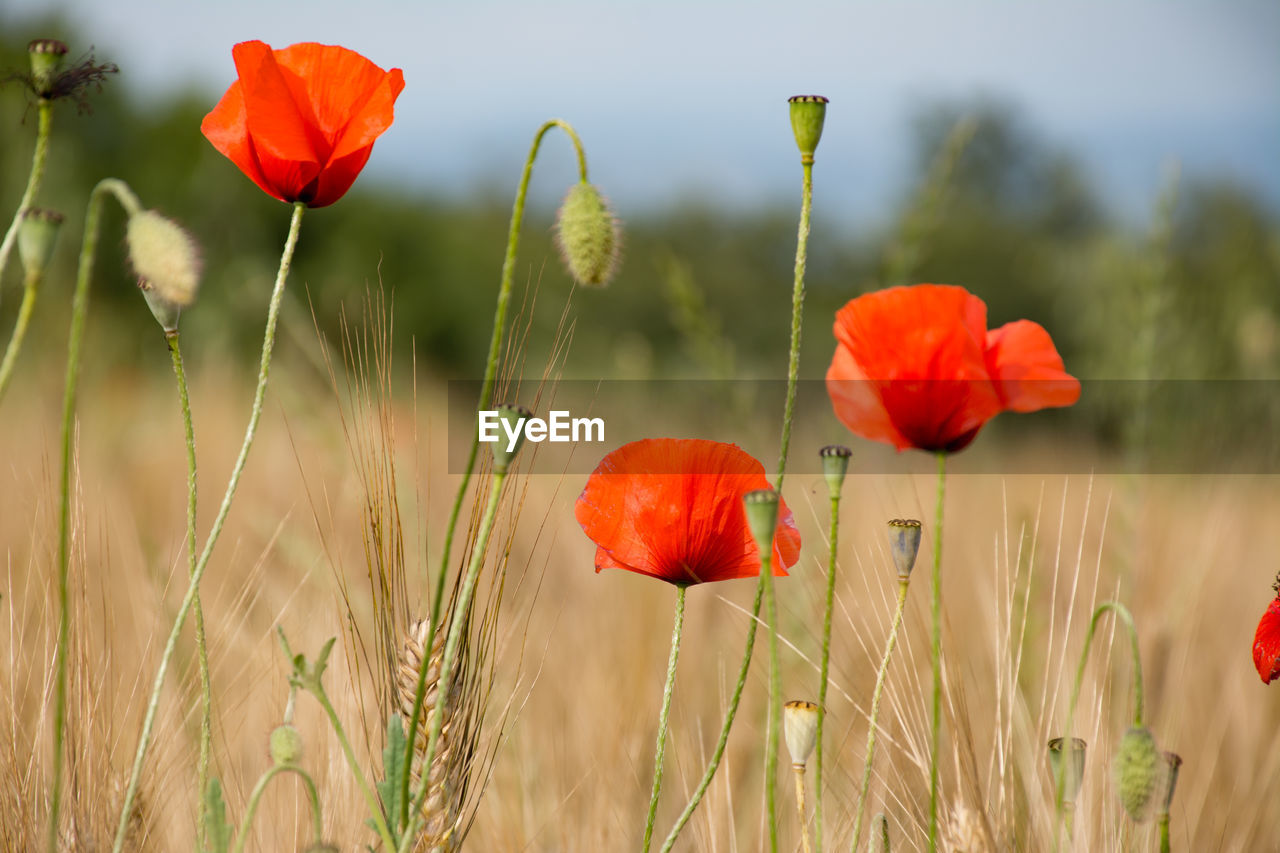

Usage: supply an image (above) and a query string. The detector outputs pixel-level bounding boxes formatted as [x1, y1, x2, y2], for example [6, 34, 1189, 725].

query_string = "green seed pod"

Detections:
[554, 181, 621, 288]
[742, 489, 780, 557]
[787, 95, 829, 164]
[1047, 736, 1087, 805]
[819, 444, 851, 497]
[269, 724, 303, 766]
[490, 404, 532, 474]
[28, 39, 68, 98]
[17, 208, 63, 281]
[126, 210, 201, 308]
[887, 519, 923, 580]
[783, 699, 819, 767]
[1113, 726, 1161, 822]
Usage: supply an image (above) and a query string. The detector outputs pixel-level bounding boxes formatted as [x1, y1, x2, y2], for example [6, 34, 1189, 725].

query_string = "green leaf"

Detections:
[374, 713, 408, 842]
[204, 778, 233, 853]
[314, 636, 337, 679]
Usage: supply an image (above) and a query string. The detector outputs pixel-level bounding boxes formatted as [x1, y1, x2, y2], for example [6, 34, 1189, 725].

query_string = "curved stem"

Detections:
[762, 551, 781, 853]
[400, 469, 509, 851]
[311, 682, 398, 850]
[642, 585, 687, 852]
[658, 581, 764, 852]
[113, 201, 306, 853]
[814, 491, 840, 851]
[850, 578, 911, 852]
[774, 160, 812, 493]
[167, 330, 212, 849]
[0, 272, 41, 404]
[928, 450, 946, 853]
[230, 764, 324, 853]
[0, 100, 53, 306]
[408, 118, 587, 821]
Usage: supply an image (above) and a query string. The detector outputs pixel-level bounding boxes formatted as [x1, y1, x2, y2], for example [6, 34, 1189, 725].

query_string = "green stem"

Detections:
[851, 578, 911, 852]
[641, 585, 687, 852]
[1052, 600, 1145, 851]
[167, 330, 212, 849]
[310, 682, 398, 850]
[762, 549, 781, 853]
[410, 119, 587, 822]
[1159, 815, 1171, 853]
[658, 580, 764, 852]
[400, 469, 509, 852]
[928, 450, 946, 853]
[0, 100, 53, 306]
[775, 160, 812, 492]
[814, 491, 840, 851]
[48, 176, 139, 852]
[0, 271, 41, 404]
[112, 201, 306, 853]
[230, 764, 324, 853]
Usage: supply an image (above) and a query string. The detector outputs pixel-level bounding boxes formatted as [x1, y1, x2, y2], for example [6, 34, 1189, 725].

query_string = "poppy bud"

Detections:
[742, 489, 780, 557]
[490, 404, 532, 473]
[269, 724, 303, 766]
[554, 181, 621, 288]
[782, 699, 819, 767]
[1113, 726, 1161, 822]
[819, 444, 851, 497]
[1047, 736, 1087, 805]
[17, 208, 63, 281]
[28, 39, 68, 97]
[787, 95, 829, 164]
[887, 519, 922, 580]
[1156, 751, 1182, 817]
[126, 210, 202, 308]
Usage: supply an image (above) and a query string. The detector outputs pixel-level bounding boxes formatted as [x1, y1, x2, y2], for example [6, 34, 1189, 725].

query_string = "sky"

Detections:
[5, 0, 1278, 225]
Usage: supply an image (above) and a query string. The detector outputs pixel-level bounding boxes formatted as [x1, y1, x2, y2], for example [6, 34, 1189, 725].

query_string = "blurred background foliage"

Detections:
[2, 23, 1278, 462]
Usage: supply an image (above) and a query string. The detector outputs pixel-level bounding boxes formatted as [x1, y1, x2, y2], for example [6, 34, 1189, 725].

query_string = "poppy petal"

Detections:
[200, 81, 282, 202]
[985, 319, 1082, 412]
[1253, 596, 1280, 685]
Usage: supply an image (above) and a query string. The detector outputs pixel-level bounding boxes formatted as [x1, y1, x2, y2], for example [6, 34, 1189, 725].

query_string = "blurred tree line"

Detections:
[2, 22, 1278, 464]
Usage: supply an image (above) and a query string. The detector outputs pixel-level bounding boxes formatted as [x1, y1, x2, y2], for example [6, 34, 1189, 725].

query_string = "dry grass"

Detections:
[2, 346, 1279, 850]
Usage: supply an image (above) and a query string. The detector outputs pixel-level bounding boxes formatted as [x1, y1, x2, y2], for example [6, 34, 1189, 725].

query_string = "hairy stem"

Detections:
[794, 764, 812, 853]
[230, 764, 324, 853]
[0, 271, 41, 403]
[814, 491, 840, 850]
[928, 450, 946, 852]
[0, 99, 52, 307]
[775, 159, 812, 492]
[763, 551, 781, 852]
[642, 585, 687, 852]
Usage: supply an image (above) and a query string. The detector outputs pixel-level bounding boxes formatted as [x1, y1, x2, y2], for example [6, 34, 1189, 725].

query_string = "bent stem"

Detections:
[814, 490, 840, 850]
[47, 177, 139, 853]
[230, 764, 324, 853]
[762, 550, 781, 853]
[850, 577, 911, 852]
[113, 201, 306, 853]
[641, 585, 687, 852]
[400, 469, 509, 851]
[167, 330, 212, 849]
[1052, 600, 1145, 852]
[0, 99, 53, 304]
[928, 450, 946, 853]
[0, 270, 41, 403]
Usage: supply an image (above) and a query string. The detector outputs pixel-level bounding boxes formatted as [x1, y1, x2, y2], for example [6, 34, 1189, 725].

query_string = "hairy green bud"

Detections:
[554, 181, 621, 288]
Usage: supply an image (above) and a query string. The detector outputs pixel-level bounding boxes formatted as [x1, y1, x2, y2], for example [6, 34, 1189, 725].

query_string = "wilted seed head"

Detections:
[1157, 751, 1182, 817]
[17, 208, 63, 280]
[491, 404, 532, 473]
[742, 489, 780, 556]
[554, 181, 621, 287]
[787, 95, 829, 163]
[887, 519, 922, 580]
[1047, 736, 1087, 805]
[1113, 726, 1162, 822]
[127, 210, 201, 307]
[819, 444, 852, 496]
[27, 39, 68, 96]
[269, 724, 303, 766]
[783, 700, 819, 767]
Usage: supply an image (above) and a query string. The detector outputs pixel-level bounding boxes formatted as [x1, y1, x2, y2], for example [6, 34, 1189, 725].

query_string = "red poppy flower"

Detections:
[201, 41, 404, 208]
[575, 439, 802, 585]
[1253, 595, 1280, 684]
[825, 284, 1080, 452]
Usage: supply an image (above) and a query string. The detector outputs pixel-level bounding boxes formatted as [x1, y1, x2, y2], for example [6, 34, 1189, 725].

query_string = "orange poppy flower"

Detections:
[201, 41, 404, 208]
[575, 439, 802, 585]
[1253, 594, 1280, 684]
[825, 284, 1080, 452]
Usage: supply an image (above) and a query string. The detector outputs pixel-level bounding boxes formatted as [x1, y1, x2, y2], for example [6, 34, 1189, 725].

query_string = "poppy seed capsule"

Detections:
[742, 489, 780, 556]
[28, 39, 68, 97]
[126, 210, 201, 308]
[819, 444, 852, 496]
[787, 95, 829, 164]
[554, 181, 620, 288]
[269, 724, 303, 765]
[1047, 736, 1087, 805]
[490, 404, 532, 473]
[783, 700, 819, 767]
[17, 208, 63, 281]
[887, 519, 922, 580]
[1113, 726, 1162, 822]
